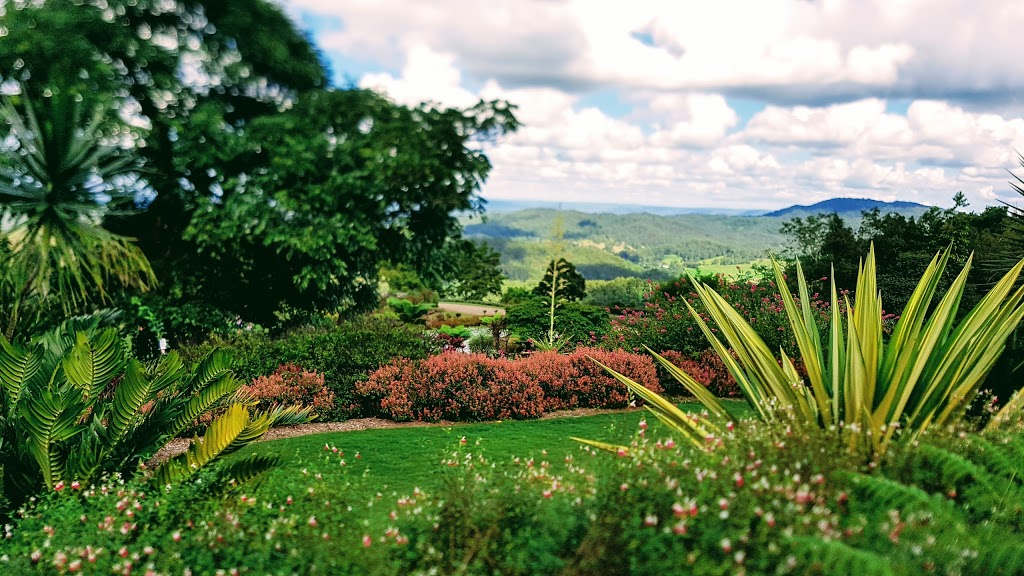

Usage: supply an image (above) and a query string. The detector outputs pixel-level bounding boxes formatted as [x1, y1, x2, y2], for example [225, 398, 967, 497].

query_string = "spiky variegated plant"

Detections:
[0, 328, 309, 511]
[584, 247, 1024, 457]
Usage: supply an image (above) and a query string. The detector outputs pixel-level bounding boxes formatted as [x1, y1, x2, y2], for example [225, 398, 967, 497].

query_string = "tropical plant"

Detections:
[590, 246, 1024, 457]
[387, 297, 437, 325]
[0, 91, 155, 339]
[534, 258, 586, 302]
[0, 327, 309, 512]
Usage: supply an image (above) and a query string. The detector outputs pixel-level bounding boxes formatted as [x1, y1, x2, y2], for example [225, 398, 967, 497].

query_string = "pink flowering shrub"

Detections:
[359, 348, 661, 422]
[603, 272, 835, 359]
[520, 348, 661, 412]
[243, 364, 335, 420]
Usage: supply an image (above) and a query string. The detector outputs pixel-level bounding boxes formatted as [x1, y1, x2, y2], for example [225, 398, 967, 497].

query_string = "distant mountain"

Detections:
[764, 198, 930, 218]
[481, 198, 762, 216]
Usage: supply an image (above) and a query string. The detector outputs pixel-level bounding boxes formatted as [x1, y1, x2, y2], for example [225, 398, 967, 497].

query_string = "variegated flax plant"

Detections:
[584, 246, 1024, 458]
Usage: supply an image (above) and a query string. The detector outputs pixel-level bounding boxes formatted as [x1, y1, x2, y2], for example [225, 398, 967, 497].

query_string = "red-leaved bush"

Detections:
[519, 347, 661, 412]
[658, 349, 742, 398]
[243, 364, 335, 420]
[357, 353, 544, 422]
[358, 348, 661, 422]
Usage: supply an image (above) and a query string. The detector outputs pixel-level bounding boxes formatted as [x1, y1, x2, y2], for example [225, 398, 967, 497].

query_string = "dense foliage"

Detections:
[506, 297, 610, 348]
[0, 327, 307, 516]
[607, 272, 832, 359]
[6, 414, 1024, 575]
[180, 318, 440, 421]
[359, 348, 660, 421]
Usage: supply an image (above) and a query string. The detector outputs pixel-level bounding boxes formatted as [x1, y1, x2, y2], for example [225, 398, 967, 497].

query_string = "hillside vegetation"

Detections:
[463, 209, 789, 282]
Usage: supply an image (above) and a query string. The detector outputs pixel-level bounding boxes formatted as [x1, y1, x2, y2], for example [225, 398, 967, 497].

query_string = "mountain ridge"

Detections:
[763, 198, 930, 218]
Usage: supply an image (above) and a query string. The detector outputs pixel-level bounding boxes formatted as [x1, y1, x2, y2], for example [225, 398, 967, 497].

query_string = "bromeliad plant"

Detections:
[592, 247, 1024, 457]
[0, 328, 309, 512]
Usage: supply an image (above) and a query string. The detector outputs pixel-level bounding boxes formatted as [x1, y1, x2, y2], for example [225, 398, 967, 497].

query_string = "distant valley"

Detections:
[467, 198, 935, 284]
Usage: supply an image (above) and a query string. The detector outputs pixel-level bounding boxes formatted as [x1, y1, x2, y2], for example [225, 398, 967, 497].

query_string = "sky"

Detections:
[281, 0, 1024, 211]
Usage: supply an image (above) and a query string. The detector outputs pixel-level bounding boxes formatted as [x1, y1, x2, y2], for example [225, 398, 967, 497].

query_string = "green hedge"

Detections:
[179, 317, 439, 420]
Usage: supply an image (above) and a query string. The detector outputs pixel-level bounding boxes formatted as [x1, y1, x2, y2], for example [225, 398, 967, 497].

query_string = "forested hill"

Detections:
[462, 209, 790, 283]
[764, 198, 930, 218]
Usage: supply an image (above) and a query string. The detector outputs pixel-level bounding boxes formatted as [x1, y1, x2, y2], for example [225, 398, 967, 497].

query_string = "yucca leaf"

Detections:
[645, 347, 729, 420]
[570, 437, 629, 454]
[589, 358, 718, 448]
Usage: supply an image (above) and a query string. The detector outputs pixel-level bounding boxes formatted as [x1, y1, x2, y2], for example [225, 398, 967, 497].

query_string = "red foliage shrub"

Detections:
[520, 348, 661, 412]
[243, 363, 335, 419]
[357, 353, 544, 422]
[358, 348, 661, 421]
[658, 349, 742, 398]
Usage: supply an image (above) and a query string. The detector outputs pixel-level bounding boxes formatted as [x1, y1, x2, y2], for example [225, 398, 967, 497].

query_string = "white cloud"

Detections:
[284, 0, 1024, 210]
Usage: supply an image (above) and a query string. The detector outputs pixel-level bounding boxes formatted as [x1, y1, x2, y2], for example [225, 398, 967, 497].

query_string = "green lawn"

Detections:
[241, 402, 744, 503]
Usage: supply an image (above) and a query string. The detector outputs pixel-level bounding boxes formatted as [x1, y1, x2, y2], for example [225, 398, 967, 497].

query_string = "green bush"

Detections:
[584, 277, 649, 309]
[505, 297, 610, 348]
[180, 317, 439, 420]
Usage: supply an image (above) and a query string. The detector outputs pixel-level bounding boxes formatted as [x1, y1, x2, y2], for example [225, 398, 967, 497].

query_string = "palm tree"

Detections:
[0, 88, 155, 339]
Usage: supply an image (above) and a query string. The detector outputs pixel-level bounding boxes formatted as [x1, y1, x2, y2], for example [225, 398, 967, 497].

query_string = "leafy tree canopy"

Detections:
[182, 90, 518, 323]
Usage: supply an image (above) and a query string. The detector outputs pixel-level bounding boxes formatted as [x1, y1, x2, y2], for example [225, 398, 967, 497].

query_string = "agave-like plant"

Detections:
[0, 328, 309, 511]
[0, 89, 155, 339]
[588, 247, 1024, 457]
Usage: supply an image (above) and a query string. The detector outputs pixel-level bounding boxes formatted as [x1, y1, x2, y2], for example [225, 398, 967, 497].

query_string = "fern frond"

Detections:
[62, 329, 124, 400]
[836, 472, 944, 514]
[154, 404, 249, 486]
[218, 405, 311, 459]
[21, 387, 88, 488]
[185, 350, 235, 395]
[106, 360, 160, 444]
[210, 454, 281, 494]
[166, 373, 244, 439]
[0, 335, 42, 405]
[787, 536, 896, 576]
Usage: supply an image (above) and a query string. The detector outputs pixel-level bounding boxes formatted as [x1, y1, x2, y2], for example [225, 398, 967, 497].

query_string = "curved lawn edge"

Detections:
[152, 397, 745, 463]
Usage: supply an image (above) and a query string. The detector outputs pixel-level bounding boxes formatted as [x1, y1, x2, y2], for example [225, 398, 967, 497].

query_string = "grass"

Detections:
[241, 402, 743, 503]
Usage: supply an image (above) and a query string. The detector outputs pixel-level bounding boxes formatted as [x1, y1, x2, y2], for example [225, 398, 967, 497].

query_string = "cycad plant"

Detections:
[593, 247, 1024, 457]
[0, 327, 309, 512]
[0, 90, 155, 339]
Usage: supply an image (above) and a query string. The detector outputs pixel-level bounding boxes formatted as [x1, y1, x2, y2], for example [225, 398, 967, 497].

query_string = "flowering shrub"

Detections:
[657, 349, 741, 398]
[520, 348, 661, 412]
[359, 348, 661, 421]
[243, 364, 335, 420]
[358, 353, 545, 421]
[605, 272, 834, 358]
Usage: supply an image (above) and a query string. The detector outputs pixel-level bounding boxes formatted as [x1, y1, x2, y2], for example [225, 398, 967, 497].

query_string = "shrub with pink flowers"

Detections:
[604, 272, 835, 359]
[243, 364, 335, 420]
[657, 349, 742, 398]
[358, 348, 661, 421]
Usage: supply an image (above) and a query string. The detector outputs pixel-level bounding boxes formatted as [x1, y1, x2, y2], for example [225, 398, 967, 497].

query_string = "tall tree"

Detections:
[0, 0, 328, 254]
[182, 90, 518, 323]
